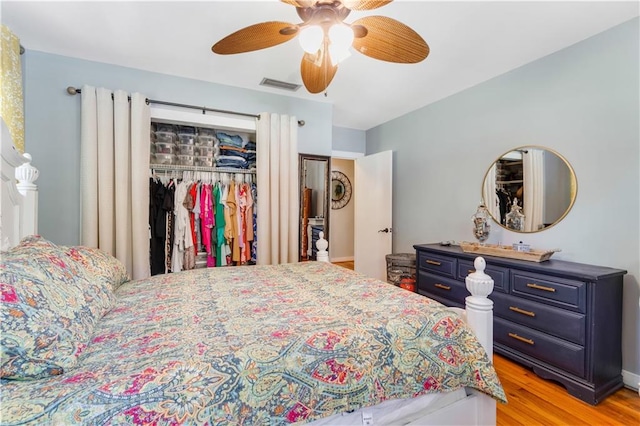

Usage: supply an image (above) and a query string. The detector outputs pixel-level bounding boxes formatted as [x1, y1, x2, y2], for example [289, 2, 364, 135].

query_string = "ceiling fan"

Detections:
[212, 0, 429, 94]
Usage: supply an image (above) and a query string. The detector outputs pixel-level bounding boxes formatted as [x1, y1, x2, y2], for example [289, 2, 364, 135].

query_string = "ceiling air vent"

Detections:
[260, 78, 301, 92]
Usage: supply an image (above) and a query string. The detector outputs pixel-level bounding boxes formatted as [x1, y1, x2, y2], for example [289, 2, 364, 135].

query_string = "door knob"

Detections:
[378, 228, 392, 233]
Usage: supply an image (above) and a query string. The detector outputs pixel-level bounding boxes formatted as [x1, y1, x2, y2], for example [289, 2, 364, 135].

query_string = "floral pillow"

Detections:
[0, 236, 115, 380]
[61, 246, 130, 292]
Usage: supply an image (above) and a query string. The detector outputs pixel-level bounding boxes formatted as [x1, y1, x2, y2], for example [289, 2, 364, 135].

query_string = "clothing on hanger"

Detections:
[149, 169, 257, 275]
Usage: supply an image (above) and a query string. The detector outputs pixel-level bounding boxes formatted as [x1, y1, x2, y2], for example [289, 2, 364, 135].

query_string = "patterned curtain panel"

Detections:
[0, 25, 24, 153]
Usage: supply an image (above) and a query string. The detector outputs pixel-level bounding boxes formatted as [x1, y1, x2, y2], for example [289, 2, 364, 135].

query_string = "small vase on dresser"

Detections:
[413, 243, 627, 405]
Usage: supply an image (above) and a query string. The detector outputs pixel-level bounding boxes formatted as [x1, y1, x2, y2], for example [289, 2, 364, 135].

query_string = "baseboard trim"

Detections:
[331, 256, 354, 262]
[622, 369, 640, 394]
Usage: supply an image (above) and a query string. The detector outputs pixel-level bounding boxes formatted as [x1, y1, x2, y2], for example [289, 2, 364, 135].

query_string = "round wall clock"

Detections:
[331, 171, 352, 210]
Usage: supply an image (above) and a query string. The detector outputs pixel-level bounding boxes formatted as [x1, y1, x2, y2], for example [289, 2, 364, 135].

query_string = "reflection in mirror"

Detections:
[299, 154, 330, 261]
[482, 146, 577, 233]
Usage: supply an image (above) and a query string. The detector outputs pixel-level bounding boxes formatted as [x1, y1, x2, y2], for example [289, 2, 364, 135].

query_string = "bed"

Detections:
[0, 125, 506, 425]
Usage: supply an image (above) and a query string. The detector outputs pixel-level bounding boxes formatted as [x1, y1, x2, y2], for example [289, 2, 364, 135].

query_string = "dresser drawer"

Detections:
[495, 318, 585, 378]
[492, 292, 585, 345]
[418, 271, 467, 306]
[512, 271, 586, 311]
[414, 243, 627, 404]
[458, 260, 508, 293]
[417, 252, 456, 278]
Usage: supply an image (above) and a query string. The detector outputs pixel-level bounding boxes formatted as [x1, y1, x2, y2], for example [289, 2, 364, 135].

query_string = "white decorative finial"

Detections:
[15, 152, 39, 192]
[315, 231, 329, 262]
[466, 256, 494, 298]
[464, 256, 494, 358]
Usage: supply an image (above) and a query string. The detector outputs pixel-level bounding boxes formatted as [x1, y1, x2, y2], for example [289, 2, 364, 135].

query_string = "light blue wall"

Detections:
[22, 51, 333, 246]
[332, 126, 366, 153]
[367, 18, 640, 380]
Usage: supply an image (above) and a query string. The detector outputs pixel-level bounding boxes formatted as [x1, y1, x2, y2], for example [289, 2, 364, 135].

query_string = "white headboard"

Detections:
[1, 119, 39, 250]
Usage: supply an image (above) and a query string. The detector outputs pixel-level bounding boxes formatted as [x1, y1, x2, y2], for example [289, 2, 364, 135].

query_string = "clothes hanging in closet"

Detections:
[170, 180, 192, 273]
[149, 176, 257, 275]
[496, 188, 511, 226]
[164, 183, 175, 273]
[250, 184, 258, 263]
[149, 178, 175, 276]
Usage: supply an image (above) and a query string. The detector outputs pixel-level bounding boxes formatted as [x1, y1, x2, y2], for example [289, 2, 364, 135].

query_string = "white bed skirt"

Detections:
[307, 388, 468, 426]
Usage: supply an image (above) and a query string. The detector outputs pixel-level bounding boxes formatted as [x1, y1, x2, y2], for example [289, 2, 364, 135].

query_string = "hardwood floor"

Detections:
[331, 261, 640, 425]
[494, 354, 639, 425]
[333, 260, 354, 270]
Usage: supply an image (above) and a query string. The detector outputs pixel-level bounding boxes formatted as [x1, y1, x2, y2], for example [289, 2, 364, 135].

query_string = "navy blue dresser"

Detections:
[414, 243, 627, 405]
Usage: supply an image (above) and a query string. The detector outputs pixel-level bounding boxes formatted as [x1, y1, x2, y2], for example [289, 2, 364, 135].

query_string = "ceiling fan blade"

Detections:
[281, 0, 314, 7]
[351, 16, 429, 63]
[300, 50, 338, 94]
[342, 0, 393, 11]
[212, 22, 299, 55]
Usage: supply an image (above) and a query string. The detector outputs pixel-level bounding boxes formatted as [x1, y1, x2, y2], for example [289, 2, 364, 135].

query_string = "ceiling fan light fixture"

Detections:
[212, 0, 428, 95]
[299, 25, 324, 53]
[328, 23, 354, 49]
[328, 23, 354, 65]
[329, 43, 352, 66]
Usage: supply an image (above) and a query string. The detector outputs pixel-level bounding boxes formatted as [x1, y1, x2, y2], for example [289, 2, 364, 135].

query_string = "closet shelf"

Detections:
[150, 164, 256, 174]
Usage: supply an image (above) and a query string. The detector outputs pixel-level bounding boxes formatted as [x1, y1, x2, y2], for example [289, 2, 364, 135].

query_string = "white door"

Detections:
[354, 150, 392, 280]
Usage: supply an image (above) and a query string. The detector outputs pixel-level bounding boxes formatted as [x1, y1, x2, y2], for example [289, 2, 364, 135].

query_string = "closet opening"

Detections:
[149, 109, 257, 276]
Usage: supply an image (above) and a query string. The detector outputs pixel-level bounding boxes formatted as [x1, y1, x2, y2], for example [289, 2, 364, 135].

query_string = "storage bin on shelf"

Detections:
[156, 142, 177, 154]
[197, 145, 216, 157]
[176, 125, 196, 135]
[155, 123, 176, 133]
[178, 144, 196, 156]
[198, 128, 216, 137]
[155, 131, 177, 143]
[197, 135, 217, 147]
[177, 133, 196, 145]
[149, 122, 254, 172]
[153, 153, 177, 165]
[195, 156, 214, 167]
[385, 253, 416, 286]
[177, 155, 195, 166]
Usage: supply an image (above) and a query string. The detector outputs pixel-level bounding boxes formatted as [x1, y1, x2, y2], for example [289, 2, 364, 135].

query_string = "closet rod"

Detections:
[66, 86, 305, 127]
[151, 164, 256, 174]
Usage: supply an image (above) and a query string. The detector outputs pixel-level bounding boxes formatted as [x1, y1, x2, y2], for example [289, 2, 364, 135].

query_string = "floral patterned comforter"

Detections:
[1, 262, 505, 425]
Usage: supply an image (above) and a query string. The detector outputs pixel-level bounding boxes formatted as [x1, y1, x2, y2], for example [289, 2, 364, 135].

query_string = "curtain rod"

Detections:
[66, 86, 305, 127]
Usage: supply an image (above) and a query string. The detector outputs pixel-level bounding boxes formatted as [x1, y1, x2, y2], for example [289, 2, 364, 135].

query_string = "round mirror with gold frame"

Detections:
[481, 146, 577, 233]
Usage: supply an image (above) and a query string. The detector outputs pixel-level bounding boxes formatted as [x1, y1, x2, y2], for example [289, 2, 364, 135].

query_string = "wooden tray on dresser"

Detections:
[459, 241, 560, 262]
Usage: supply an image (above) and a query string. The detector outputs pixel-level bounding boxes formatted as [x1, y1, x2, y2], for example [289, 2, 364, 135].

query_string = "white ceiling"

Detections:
[2, 1, 638, 130]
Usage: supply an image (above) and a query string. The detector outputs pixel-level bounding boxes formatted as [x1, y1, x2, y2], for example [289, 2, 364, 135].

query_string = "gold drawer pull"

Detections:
[434, 283, 451, 291]
[527, 283, 556, 292]
[509, 306, 536, 317]
[509, 333, 534, 345]
[468, 269, 475, 274]
[426, 260, 442, 266]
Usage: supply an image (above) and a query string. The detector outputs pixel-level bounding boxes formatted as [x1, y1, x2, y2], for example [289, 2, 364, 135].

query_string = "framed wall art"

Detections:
[331, 170, 352, 210]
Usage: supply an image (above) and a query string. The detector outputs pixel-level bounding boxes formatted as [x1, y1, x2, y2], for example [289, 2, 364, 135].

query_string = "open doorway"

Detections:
[330, 151, 392, 280]
[329, 158, 355, 264]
